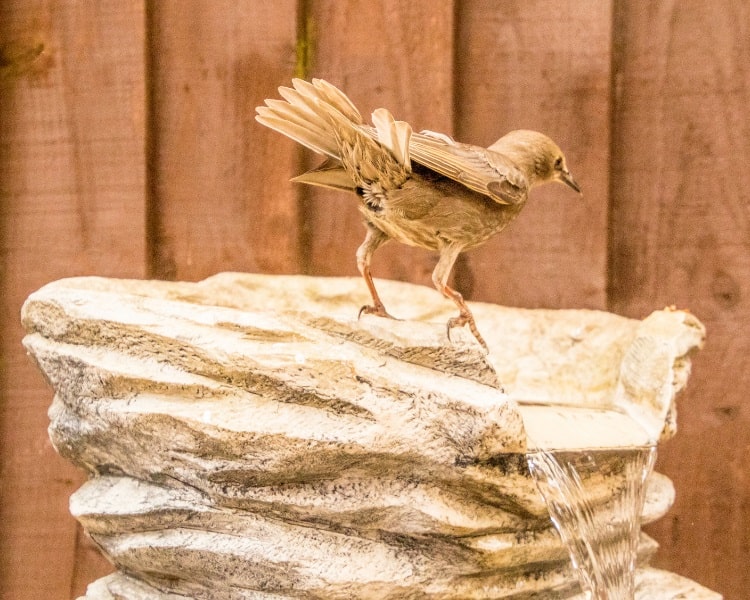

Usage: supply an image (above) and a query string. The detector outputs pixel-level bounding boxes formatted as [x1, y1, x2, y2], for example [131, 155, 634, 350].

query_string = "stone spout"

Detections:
[21, 273, 720, 599]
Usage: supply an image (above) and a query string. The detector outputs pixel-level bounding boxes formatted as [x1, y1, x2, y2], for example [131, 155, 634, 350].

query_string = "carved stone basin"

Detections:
[21, 273, 720, 599]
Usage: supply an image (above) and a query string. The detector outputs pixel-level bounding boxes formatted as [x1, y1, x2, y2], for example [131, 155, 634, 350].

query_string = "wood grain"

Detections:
[454, 0, 612, 309]
[609, 2, 750, 598]
[147, 0, 301, 281]
[0, 1, 146, 598]
[301, 0, 455, 299]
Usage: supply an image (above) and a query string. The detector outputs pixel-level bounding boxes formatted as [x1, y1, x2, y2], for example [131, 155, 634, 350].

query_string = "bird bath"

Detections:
[21, 273, 720, 599]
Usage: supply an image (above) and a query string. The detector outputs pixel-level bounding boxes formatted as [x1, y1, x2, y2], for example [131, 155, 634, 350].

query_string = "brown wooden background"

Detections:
[1, 1, 747, 598]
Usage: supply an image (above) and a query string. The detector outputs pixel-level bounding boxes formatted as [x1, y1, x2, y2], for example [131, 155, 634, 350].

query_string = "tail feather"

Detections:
[276, 86, 329, 129]
[255, 109, 338, 158]
[256, 79, 367, 161]
[306, 78, 363, 123]
[257, 87, 341, 159]
[262, 98, 330, 140]
[256, 79, 412, 186]
[291, 158, 357, 192]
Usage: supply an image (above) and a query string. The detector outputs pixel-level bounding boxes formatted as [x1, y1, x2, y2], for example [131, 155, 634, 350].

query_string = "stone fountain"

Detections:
[21, 272, 721, 599]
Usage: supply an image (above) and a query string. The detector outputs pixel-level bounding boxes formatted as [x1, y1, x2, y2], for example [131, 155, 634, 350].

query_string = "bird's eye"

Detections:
[554, 156, 563, 170]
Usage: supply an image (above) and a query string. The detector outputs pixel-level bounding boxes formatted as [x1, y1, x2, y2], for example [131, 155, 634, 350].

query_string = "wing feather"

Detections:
[371, 108, 411, 168]
[409, 132, 528, 205]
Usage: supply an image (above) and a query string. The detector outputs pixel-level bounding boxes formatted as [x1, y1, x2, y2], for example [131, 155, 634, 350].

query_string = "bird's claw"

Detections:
[358, 304, 397, 320]
[446, 314, 489, 352]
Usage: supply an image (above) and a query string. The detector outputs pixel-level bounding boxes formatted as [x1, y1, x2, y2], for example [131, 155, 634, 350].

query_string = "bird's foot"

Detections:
[446, 312, 489, 352]
[358, 303, 398, 320]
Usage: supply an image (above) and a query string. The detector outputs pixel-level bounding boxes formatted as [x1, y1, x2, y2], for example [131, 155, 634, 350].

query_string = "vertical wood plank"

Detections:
[0, 1, 146, 598]
[147, 0, 301, 281]
[609, 2, 750, 597]
[454, 0, 612, 309]
[301, 0, 455, 295]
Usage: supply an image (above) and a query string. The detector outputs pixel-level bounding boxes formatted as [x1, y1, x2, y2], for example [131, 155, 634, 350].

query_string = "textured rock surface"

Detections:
[21, 273, 719, 599]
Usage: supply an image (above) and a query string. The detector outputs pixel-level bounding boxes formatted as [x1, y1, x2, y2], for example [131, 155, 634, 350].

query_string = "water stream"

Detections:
[527, 445, 657, 599]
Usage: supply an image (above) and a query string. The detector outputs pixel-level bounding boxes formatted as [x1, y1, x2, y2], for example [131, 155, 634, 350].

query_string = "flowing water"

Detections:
[527, 445, 657, 599]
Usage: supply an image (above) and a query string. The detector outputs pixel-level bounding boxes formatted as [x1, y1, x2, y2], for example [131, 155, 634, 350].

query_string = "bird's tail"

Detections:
[256, 79, 411, 171]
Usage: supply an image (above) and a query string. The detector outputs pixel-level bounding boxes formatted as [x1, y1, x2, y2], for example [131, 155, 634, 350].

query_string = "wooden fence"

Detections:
[1, 1, 747, 598]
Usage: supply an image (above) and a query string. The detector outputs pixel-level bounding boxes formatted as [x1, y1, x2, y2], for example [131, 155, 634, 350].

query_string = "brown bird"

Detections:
[256, 79, 581, 351]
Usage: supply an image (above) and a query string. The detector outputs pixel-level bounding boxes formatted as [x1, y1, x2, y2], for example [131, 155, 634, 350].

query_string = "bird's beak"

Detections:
[560, 170, 581, 194]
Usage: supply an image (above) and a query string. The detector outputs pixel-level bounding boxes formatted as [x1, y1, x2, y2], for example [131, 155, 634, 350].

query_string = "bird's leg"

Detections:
[432, 246, 489, 351]
[356, 226, 395, 319]
[443, 287, 489, 351]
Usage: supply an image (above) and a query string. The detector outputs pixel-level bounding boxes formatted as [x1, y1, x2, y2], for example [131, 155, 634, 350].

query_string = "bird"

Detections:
[256, 78, 581, 351]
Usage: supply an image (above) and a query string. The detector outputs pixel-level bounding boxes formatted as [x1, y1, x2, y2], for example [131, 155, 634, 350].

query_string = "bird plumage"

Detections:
[256, 78, 580, 350]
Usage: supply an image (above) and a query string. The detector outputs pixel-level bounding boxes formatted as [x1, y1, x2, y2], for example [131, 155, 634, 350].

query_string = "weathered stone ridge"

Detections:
[21, 273, 717, 599]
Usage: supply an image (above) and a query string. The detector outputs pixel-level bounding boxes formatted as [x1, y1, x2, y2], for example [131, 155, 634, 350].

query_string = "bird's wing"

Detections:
[408, 131, 529, 205]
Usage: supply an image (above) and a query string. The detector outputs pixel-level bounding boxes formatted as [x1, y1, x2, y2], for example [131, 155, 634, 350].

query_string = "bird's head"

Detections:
[488, 130, 581, 194]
